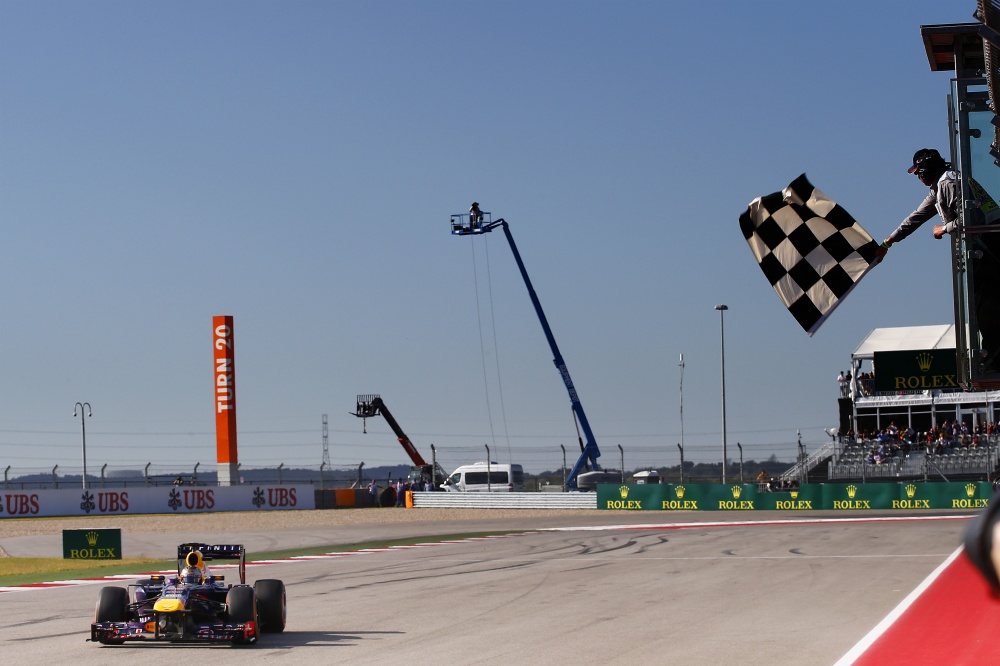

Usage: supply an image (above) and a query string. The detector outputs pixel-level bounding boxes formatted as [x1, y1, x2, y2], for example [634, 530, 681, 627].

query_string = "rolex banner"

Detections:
[597, 482, 993, 511]
[63, 528, 122, 559]
[873, 349, 958, 393]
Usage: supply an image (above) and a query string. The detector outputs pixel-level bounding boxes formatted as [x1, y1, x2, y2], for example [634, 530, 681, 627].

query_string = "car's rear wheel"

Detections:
[226, 585, 257, 645]
[94, 586, 128, 645]
[254, 579, 286, 633]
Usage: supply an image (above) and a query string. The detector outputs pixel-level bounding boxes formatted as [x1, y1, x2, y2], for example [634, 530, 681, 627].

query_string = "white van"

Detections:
[441, 462, 525, 492]
[631, 470, 661, 484]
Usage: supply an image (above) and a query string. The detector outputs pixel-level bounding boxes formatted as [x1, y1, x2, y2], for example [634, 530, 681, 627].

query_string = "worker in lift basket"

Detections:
[469, 202, 483, 230]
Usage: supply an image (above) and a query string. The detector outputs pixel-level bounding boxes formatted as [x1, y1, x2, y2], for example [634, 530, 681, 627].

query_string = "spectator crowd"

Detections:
[841, 420, 999, 465]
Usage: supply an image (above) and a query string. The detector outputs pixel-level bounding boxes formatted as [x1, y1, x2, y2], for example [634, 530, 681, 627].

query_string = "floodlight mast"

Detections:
[451, 210, 601, 489]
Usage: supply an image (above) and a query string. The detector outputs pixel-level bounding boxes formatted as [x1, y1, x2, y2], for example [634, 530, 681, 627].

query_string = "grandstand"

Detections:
[784, 325, 1000, 484]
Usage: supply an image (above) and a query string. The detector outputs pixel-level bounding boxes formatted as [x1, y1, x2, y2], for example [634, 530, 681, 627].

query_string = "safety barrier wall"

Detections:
[314, 488, 377, 509]
[595, 482, 995, 511]
[411, 492, 598, 510]
[5, 482, 987, 518]
[0, 485, 315, 519]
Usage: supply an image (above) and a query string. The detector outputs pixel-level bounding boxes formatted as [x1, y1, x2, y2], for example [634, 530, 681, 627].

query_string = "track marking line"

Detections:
[539, 514, 973, 532]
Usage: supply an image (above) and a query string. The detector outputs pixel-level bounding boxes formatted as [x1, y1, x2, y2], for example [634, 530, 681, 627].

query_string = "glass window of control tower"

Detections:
[956, 84, 1000, 378]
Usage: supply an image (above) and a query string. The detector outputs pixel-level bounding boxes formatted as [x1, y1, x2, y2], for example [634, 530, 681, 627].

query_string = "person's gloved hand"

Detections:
[873, 239, 890, 265]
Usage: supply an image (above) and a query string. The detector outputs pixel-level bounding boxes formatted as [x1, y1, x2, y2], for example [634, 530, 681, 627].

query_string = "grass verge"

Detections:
[0, 558, 172, 584]
[0, 531, 520, 587]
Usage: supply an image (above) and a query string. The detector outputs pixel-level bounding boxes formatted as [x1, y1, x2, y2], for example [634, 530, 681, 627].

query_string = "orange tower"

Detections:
[213, 316, 239, 486]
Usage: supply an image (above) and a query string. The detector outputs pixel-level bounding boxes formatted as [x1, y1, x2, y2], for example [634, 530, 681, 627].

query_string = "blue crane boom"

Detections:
[451, 210, 601, 489]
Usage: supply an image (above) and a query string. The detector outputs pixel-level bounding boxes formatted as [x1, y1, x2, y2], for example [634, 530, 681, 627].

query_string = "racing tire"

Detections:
[226, 585, 258, 645]
[95, 586, 127, 622]
[95, 586, 128, 645]
[254, 579, 286, 633]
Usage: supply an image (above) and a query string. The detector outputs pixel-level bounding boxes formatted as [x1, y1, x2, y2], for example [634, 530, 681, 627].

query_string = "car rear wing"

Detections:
[177, 543, 246, 584]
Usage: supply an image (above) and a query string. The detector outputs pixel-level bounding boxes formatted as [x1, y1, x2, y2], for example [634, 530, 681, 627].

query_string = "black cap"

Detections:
[908, 148, 942, 174]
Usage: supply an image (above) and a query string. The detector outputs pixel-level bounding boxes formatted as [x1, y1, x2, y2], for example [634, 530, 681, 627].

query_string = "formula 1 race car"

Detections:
[90, 542, 286, 645]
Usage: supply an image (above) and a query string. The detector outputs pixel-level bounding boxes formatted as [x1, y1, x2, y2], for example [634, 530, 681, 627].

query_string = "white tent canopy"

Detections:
[852, 325, 955, 360]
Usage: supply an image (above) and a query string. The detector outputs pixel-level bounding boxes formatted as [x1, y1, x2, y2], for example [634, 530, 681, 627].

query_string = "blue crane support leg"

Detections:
[495, 220, 601, 489]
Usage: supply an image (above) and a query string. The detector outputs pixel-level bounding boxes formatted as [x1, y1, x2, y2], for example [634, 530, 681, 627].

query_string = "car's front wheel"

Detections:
[254, 579, 286, 633]
[226, 585, 258, 645]
[94, 586, 128, 645]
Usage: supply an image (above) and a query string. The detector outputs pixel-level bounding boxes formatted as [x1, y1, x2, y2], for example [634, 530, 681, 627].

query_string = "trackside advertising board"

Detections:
[596, 482, 993, 511]
[63, 528, 122, 559]
[0, 485, 314, 519]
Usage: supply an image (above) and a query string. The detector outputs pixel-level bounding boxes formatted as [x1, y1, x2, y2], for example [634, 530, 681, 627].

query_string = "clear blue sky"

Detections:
[0, 0, 970, 478]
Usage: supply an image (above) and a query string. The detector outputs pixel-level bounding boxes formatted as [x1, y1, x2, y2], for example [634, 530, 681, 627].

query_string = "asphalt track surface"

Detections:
[0, 510, 984, 665]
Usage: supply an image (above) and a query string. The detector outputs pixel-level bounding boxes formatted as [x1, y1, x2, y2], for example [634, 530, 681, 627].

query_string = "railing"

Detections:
[0, 463, 366, 491]
[780, 440, 839, 485]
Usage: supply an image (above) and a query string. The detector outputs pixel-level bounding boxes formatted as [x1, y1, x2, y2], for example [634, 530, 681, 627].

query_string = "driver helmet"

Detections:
[180, 566, 204, 584]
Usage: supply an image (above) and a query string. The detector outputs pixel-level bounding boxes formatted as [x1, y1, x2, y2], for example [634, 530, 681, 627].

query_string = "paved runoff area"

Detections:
[0, 509, 993, 664]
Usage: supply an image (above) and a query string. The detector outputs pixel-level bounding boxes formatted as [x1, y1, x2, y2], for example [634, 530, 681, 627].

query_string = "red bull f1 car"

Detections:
[90, 542, 286, 645]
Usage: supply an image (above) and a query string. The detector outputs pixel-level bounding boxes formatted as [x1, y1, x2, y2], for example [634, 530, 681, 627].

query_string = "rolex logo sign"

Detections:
[62, 528, 122, 560]
[718, 484, 754, 510]
[953, 483, 989, 509]
[893, 483, 930, 509]
[873, 349, 957, 392]
[675, 485, 686, 499]
[605, 483, 642, 510]
[833, 484, 871, 510]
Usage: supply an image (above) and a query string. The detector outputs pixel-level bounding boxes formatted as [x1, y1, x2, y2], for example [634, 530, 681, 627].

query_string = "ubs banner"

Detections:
[0, 485, 315, 519]
[597, 482, 993, 511]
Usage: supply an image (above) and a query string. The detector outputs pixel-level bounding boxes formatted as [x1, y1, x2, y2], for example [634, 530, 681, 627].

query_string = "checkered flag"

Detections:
[739, 174, 880, 336]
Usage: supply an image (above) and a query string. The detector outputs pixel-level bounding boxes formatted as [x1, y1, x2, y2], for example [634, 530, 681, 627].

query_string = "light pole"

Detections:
[679, 353, 685, 474]
[618, 444, 624, 484]
[737, 442, 744, 483]
[797, 429, 806, 486]
[431, 443, 437, 488]
[677, 442, 685, 484]
[715, 305, 729, 484]
[561, 444, 567, 491]
[73, 402, 92, 490]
